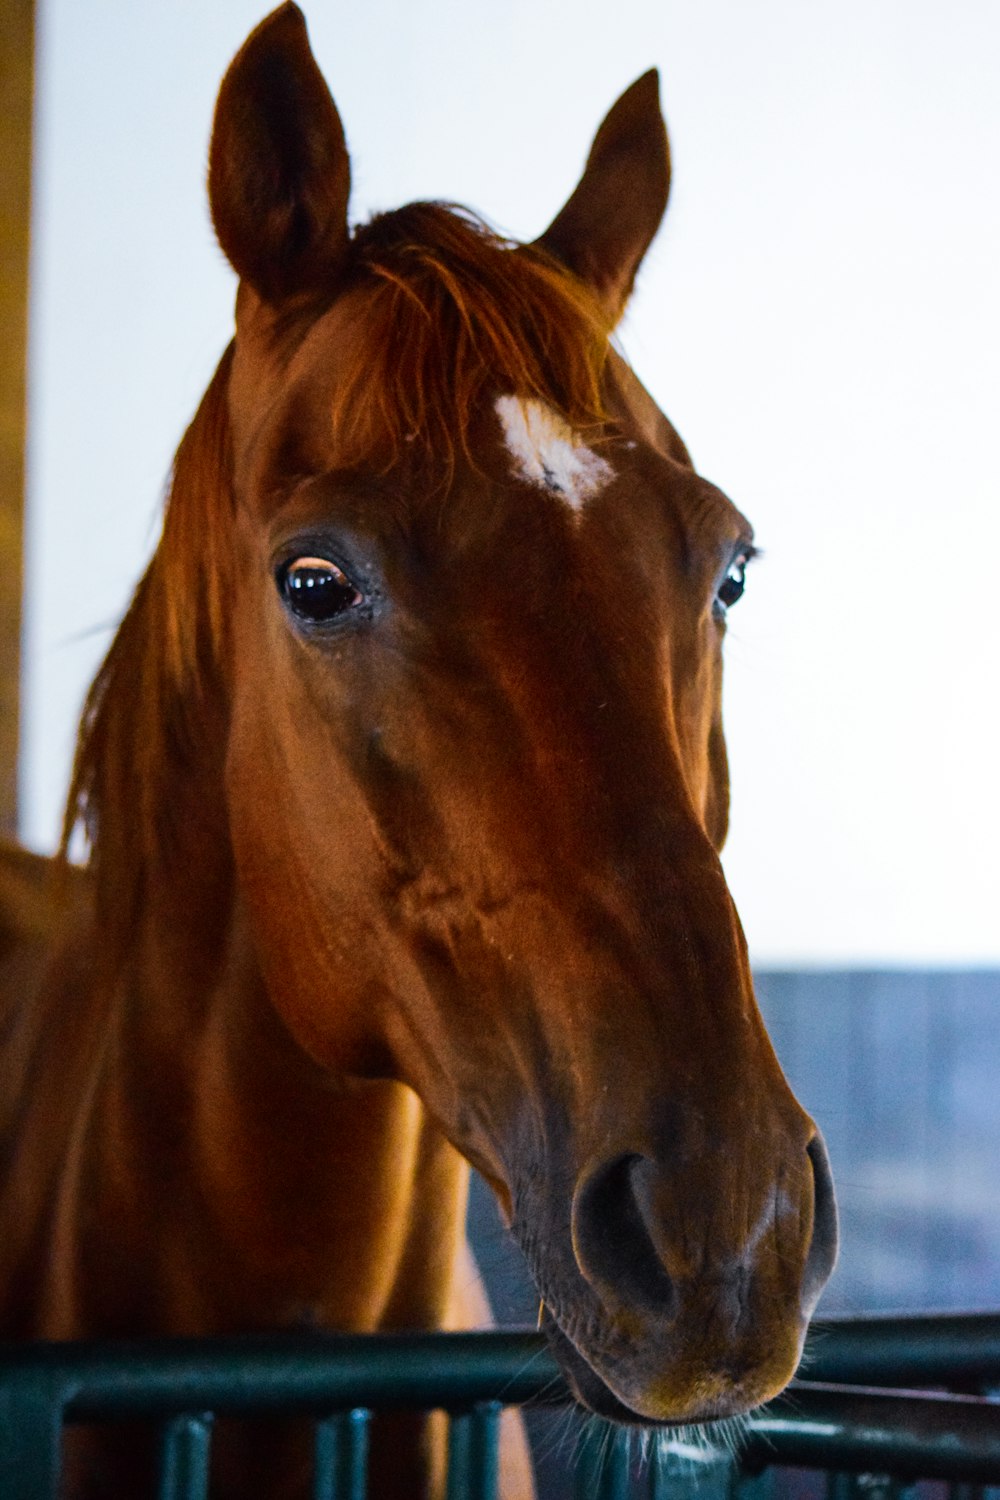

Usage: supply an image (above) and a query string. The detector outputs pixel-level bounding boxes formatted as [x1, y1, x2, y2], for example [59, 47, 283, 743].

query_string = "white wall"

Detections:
[23, 0, 1000, 964]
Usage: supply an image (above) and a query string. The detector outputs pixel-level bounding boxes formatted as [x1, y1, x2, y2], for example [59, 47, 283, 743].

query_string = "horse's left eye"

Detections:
[278, 557, 364, 623]
[716, 555, 749, 612]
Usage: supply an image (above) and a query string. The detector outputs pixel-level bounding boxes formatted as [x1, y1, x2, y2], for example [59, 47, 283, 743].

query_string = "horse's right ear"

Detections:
[209, 3, 350, 305]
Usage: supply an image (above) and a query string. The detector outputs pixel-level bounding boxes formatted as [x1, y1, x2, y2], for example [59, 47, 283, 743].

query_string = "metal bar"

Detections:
[6, 1329, 1000, 1491]
[157, 1412, 212, 1500]
[851, 1477, 914, 1500]
[446, 1402, 500, 1500]
[0, 1372, 64, 1500]
[745, 1382, 1000, 1484]
[654, 1442, 737, 1500]
[576, 1420, 630, 1500]
[313, 1409, 370, 1500]
[732, 1466, 776, 1500]
[0, 1332, 561, 1421]
[7, 1320, 1000, 1421]
[0, 1298, 993, 1437]
[802, 1314, 1000, 1391]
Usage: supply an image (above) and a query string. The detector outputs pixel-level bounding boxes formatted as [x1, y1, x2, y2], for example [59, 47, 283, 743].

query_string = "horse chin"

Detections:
[541, 1312, 670, 1426]
[539, 1306, 761, 1430]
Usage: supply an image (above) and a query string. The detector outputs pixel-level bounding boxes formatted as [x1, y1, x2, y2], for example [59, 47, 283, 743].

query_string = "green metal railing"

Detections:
[1, 1315, 999, 1499]
[800, 1311, 1000, 1393]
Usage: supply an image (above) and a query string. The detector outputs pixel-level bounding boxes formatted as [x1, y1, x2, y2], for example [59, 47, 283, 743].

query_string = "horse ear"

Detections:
[536, 71, 670, 323]
[209, 3, 350, 304]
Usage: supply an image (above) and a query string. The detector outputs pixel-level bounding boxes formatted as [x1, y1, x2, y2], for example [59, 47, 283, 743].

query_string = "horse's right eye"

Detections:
[277, 557, 364, 623]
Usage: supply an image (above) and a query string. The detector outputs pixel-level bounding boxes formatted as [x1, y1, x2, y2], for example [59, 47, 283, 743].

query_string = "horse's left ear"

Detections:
[537, 71, 670, 323]
[209, 3, 350, 304]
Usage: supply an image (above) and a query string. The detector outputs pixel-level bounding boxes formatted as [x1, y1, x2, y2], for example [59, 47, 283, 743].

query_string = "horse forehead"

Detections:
[237, 306, 742, 555]
[491, 394, 749, 554]
[494, 396, 614, 514]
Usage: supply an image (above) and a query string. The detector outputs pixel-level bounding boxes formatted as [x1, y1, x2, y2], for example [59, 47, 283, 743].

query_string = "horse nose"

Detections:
[571, 1152, 680, 1317]
[571, 1129, 838, 1324]
[802, 1132, 839, 1311]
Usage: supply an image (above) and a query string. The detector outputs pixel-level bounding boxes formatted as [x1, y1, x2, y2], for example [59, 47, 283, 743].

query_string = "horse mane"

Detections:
[61, 344, 237, 951]
[333, 203, 611, 473]
[61, 203, 613, 941]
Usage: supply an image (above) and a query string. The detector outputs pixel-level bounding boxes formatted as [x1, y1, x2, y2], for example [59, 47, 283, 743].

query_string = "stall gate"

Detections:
[2, 1315, 1000, 1500]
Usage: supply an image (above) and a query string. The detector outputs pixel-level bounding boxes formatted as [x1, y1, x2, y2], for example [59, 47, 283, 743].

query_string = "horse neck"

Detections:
[69, 718, 472, 1340]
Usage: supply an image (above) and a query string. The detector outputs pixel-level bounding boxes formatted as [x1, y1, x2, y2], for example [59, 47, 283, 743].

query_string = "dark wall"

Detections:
[757, 969, 1000, 1314]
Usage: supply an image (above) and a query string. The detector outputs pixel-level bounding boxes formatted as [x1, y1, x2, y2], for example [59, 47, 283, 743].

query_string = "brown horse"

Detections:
[0, 5, 837, 1496]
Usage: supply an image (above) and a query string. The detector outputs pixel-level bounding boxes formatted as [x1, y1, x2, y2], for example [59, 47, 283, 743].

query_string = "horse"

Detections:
[0, 5, 837, 1496]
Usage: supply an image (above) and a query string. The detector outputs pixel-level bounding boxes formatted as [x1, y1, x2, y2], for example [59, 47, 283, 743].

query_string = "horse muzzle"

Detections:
[526, 1128, 838, 1425]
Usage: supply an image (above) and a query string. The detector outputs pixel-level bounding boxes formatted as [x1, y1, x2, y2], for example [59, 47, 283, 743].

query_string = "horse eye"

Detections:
[278, 556, 363, 623]
[716, 555, 749, 612]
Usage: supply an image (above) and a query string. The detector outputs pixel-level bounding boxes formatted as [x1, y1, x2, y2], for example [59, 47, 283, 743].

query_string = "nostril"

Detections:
[572, 1153, 677, 1316]
[802, 1133, 839, 1312]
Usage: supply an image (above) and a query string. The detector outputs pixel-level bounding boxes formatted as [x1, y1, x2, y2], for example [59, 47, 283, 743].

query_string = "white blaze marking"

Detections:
[494, 395, 613, 512]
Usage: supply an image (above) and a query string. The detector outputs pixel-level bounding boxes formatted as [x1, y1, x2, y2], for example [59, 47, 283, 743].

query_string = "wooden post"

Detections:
[0, 0, 34, 835]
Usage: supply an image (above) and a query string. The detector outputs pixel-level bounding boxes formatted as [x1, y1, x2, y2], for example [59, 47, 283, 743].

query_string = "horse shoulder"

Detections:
[0, 843, 99, 1335]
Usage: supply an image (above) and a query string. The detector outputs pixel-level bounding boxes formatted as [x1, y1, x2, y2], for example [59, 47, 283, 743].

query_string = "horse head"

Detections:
[202, 2, 836, 1426]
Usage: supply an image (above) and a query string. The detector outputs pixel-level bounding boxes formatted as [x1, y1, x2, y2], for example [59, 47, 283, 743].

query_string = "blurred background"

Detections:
[4, 0, 999, 1347]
